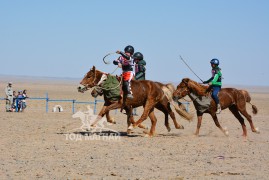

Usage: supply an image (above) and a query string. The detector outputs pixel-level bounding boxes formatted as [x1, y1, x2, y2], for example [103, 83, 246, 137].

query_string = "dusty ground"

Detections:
[0, 77, 269, 179]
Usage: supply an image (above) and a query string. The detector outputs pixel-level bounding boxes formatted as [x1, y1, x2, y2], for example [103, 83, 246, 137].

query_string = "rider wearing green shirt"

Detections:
[133, 52, 146, 80]
[203, 58, 222, 114]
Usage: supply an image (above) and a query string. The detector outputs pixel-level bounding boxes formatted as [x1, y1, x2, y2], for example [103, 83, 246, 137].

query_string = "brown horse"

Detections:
[90, 82, 190, 129]
[173, 78, 259, 138]
[78, 66, 192, 136]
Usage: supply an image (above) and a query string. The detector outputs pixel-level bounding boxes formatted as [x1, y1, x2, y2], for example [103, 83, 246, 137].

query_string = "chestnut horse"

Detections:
[90, 81, 190, 130]
[78, 66, 192, 136]
[173, 78, 259, 138]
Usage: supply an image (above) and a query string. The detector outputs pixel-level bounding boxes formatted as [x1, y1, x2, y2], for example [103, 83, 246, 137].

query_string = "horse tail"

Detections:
[246, 101, 258, 114]
[162, 83, 193, 121]
[240, 89, 258, 115]
[249, 103, 258, 115]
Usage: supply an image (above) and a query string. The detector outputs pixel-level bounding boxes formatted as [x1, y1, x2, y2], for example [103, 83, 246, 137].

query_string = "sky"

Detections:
[0, 0, 269, 86]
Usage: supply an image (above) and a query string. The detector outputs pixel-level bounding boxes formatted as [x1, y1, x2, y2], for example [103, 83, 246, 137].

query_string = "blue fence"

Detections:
[1, 93, 104, 114]
[1, 94, 189, 114]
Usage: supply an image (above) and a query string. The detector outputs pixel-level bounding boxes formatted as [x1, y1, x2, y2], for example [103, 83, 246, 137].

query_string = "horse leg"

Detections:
[126, 107, 133, 134]
[103, 107, 115, 124]
[229, 105, 247, 138]
[128, 101, 156, 130]
[164, 112, 171, 132]
[91, 105, 108, 127]
[156, 105, 171, 132]
[167, 103, 184, 129]
[91, 103, 121, 127]
[194, 115, 203, 136]
[126, 107, 148, 134]
[210, 113, 229, 136]
[237, 104, 260, 134]
[147, 109, 157, 137]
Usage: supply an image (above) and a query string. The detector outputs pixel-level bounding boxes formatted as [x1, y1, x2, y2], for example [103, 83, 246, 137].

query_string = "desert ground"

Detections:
[0, 76, 269, 179]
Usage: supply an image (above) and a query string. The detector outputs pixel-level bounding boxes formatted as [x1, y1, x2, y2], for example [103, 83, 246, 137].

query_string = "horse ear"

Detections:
[91, 66, 96, 71]
[182, 78, 189, 84]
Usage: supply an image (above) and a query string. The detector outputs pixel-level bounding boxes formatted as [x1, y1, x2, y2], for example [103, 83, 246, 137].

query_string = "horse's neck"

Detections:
[188, 92, 199, 101]
[189, 81, 207, 96]
[95, 70, 105, 81]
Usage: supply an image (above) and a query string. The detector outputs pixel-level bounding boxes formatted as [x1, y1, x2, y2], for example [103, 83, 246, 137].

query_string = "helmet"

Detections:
[133, 52, 143, 60]
[210, 58, 219, 65]
[124, 45, 134, 54]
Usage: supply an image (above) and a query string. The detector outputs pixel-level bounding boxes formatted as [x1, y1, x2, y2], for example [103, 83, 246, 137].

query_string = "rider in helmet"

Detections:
[113, 45, 135, 99]
[203, 58, 222, 114]
[133, 52, 146, 80]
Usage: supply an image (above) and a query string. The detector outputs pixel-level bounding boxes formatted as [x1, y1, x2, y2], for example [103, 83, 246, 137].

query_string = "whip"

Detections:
[103, 52, 117, 64]
[180, 55, 204, 83]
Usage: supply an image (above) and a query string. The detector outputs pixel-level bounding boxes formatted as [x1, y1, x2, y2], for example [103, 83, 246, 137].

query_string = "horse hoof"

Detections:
[128, 125, 134, 130]
[127, 129, 132, 134]
[253, 127, 260, 134]
[180, 125, 184, 129]
[144, 134, 153, 138]
[110, 118, 116, 124]
[223, 127, 229, 136]
[166, 127, 171, 132]
[143, 130, 149, 134]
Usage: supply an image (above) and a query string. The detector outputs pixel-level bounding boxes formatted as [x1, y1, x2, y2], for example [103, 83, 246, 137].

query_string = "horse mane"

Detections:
[183, 78, 209, 96]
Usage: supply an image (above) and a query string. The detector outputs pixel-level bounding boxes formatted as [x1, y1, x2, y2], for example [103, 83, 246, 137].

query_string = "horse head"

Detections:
[173, 78, 209, 101]
[78, 66, 105, 93]
[173, 78, 191, 101]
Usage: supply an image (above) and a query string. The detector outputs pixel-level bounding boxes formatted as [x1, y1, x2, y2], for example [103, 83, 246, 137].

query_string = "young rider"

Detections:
[133, 52, 146, 80]
[203, 58, 222, 114]
[113, 45, 135, 99]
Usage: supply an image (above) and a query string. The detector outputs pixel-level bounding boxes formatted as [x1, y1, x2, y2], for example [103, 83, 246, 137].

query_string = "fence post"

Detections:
[94, 98, 97, 115]
[16, 98, 18, 112]
[46, 93, 49, 113]
[72, 100, 75, 114]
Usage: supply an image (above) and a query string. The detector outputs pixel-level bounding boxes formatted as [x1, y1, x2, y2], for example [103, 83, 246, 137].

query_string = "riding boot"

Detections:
[124, 81, 133, 99]
[216, 104, 221, 114]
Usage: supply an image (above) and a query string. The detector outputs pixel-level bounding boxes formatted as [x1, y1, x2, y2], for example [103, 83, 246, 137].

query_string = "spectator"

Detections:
[17, 90, 23, 112]
[22, 89, 28, 111]
[5, 82, 13, 112]
[11, 91, 17, 112]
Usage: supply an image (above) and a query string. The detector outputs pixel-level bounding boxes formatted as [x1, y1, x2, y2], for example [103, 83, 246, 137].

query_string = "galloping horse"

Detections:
[90, 81, 190, 130]
[78, 66, 192, 136]
[173, 78, 259, 138]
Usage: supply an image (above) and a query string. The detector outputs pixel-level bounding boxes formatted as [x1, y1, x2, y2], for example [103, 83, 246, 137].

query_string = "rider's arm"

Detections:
[203, 77, 213, 84]
[118, 51, 131, 60]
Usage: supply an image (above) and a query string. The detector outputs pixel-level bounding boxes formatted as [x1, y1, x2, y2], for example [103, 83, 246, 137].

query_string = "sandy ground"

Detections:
[0, 78, 269, 179]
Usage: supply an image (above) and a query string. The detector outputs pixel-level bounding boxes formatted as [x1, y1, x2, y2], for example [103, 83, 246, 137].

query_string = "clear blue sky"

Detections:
[0, 0, 269, 86]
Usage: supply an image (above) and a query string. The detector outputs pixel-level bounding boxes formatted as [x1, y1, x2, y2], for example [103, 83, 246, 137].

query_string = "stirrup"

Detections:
[127, 94, 134, 99]
[216, 104, 221, 114]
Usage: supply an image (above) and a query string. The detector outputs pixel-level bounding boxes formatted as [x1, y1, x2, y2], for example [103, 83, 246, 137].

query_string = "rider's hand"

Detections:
[208, 82, 212, 85]
[116, 50, 121, 54]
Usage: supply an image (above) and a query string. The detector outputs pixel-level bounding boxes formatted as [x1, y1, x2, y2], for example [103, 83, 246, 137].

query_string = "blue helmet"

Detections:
[210, 58, 219, 65]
